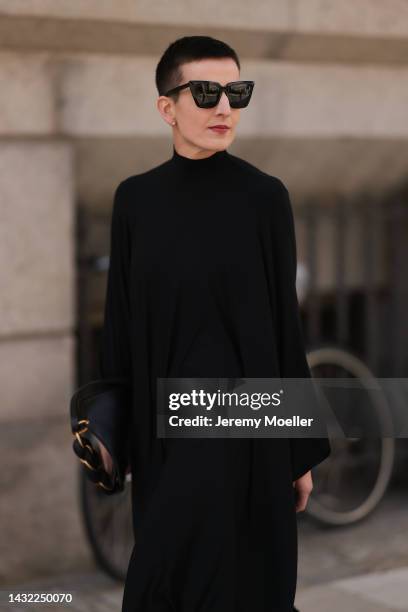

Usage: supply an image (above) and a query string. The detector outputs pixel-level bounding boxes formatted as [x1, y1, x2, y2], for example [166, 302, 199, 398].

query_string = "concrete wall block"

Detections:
[0, 51, 56, 134]
[0, 334, 75, 422]
[0, 414, 93, 583]
[0, 141, 75, 334]
[59, 53, 161, 136]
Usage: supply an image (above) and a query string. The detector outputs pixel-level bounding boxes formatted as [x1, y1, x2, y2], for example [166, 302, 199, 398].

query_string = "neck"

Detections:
[171, 145, 229, 170]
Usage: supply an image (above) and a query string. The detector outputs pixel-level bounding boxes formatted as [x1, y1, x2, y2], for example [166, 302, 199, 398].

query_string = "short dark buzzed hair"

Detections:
[155, 35, 241, 100]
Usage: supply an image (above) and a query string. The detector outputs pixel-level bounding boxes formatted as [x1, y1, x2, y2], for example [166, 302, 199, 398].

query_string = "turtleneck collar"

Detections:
[171, 145, 229, 170]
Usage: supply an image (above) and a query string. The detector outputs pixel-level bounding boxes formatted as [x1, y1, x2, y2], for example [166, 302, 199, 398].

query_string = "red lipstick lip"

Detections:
[209, 126, 230, 130]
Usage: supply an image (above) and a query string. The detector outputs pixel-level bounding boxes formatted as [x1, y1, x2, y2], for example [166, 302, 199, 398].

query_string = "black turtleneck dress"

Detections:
[99, 145, 331, 612]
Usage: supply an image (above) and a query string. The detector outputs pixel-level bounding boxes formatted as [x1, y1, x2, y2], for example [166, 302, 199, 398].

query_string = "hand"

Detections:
[293, 470, 313, 513]
[97, 439, 113, 475]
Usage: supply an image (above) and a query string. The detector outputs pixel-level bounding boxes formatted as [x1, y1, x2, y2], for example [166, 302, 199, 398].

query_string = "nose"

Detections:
[216, 90, 231, 113]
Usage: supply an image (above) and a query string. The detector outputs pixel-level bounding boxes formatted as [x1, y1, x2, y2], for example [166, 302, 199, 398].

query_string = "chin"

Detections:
[207, 134, 233, 148]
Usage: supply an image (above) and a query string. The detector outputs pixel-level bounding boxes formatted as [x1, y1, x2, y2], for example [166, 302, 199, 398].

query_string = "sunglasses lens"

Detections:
[228, 82, 253, 108]
[190, 81, 220, 108]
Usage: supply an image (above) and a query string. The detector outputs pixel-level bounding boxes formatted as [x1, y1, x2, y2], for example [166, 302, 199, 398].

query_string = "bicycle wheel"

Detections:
[305, 345, 395, 526]
[79, 466, 134, 580]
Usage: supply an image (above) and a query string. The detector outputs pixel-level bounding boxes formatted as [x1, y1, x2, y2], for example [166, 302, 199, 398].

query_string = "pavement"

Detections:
[296, 566, 408, 611]
[2, 565, 408, 611]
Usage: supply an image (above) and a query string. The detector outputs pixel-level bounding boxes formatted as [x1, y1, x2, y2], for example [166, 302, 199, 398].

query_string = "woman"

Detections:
[99, 35, 331, 612]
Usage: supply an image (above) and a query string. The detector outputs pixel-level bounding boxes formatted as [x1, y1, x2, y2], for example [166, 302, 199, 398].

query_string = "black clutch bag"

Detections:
[70, 377, 132, 495]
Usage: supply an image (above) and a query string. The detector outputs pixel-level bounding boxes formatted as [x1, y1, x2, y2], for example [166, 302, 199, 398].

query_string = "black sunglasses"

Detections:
[164, 80, 255, 109]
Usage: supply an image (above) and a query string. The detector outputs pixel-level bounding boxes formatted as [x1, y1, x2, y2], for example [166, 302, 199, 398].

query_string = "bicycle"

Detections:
[305, 344, 395, 526]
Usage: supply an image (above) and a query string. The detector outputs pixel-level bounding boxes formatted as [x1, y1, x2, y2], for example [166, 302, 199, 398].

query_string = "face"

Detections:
[157, 58, 242, 157]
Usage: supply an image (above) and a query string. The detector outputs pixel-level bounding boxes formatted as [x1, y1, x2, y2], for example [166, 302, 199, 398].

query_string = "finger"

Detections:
[100, 448, 113, 474]
[295, 489, 310, 513]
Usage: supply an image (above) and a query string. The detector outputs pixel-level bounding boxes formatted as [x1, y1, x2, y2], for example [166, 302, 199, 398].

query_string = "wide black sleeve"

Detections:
[272, 179, 331, 481]
[98, 181, 132, 380]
